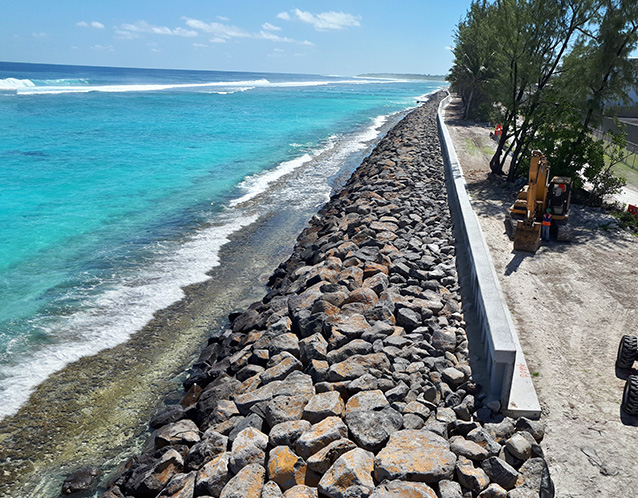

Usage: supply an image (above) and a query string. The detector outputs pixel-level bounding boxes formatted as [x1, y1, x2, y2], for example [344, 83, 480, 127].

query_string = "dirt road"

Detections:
[443, 98, 638, 497]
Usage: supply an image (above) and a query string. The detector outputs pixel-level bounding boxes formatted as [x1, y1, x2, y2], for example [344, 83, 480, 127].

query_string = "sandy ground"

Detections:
[443, 97, 638, 497]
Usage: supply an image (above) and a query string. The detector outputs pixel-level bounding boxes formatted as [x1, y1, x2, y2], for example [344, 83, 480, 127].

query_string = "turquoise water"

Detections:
[0, 62, 442, 419]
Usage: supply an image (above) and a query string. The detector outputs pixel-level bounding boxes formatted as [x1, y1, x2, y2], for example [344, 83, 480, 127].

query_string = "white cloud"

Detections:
[217, 16, 230, 22]
[184, 18, 251, 40]
[92, 44, 114, 51]
[262, 22, 281, 31]
[119, 21, 198, 37]
[185, 17, 309, 45]
[193, 42, 207, 48]
[288, 9, 361, 31]
[114, 30, 138, 40]
[258, 31, 295, 43]
[77, 21, 104, 29]
[32, 32, 47, 38]
[445, 46, 453, 51]
[276, 12, 291, 21]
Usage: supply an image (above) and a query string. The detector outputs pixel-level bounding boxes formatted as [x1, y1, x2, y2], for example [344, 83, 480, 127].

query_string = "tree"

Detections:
[486, 0, 597, 179]
[447, 1, 496, 120]
[531, 0, 638, 200]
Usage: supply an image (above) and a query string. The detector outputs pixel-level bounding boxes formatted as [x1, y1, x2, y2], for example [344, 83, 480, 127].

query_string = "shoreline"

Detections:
[100, 91, 552, 498]
[0, 106, 413, 498]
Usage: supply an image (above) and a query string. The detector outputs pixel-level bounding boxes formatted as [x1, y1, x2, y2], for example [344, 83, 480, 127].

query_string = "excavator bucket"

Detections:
[513, 220, 541, 252]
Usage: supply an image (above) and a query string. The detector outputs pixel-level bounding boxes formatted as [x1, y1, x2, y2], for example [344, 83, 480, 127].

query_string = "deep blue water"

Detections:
[0, 61, 443, 419]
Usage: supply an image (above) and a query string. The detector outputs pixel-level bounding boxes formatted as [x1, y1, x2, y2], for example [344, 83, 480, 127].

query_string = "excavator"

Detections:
[506, 150, 572, 252]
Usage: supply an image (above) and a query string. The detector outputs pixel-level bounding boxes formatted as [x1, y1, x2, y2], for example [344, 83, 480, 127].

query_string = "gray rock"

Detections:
[302, 391, 345, 424]
[346, 373, 379, 393]
[403, 401, 431, 421]
[369, 481, 437, 498]
[455, 455, 489, 494]
[431, 329, 457, 352]
[299, 333, 328, 364]
[273, 371, 316, 401]
[185, 432, 228, 470]
[506, 433, 532, 461]
[438, 479, 463, 498]
[195, 452, 230, 497]
[269, 333, 300, 359]
[157, 471, 196, 498]
[485, 418, 515, 443]
[220, 463, 265, 498]
[402, 413, 425, 429]
[396, 307, 422, 330]
[477, 483, 508, 498]
[318, 448, 375, 498]
[385, 381, 409, 403]
[307, 438, 358, 474]
[154, 419, 201, 449]
[283, 485, 318, 498]
[308, 359, 330, 383]
[345, 389, 389, 414]
[261, 352, 303, 384]
[264, 395, 308, 427]
[328, 353, 391, 381]
[516, 457, 551, 493]
[515, 417, 546, 442]
[441, 367, 465, 387]
[269, 420, 312, 447]
[295, 416, 349, 459]
[326, 339, 373, 365]
[234, 381, 284, 415]
[467, 427, 502, 457]
[228, 413, 264, 442]
[449, 437, 489, 461]
[261, 481, 284, 498]
[374, 429, 456, 483]
[345, 406, 403, 452]
[61, 467, 100, 496]
[229, 427, 268, 474]
[481, 456, 519, 490]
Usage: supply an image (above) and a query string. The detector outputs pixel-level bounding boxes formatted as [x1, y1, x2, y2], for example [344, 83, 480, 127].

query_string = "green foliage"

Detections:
[447, 0, 638, 200]
[583, 130, 628, 204]
[447, 0, 496, 120]
[613, 209, 638, 235]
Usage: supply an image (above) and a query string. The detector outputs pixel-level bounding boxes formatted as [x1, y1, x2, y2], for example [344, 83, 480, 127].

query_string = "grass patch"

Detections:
[612, 209, 638, 235]
[607, 148, 638, 188]
[464, 138, 495, 157]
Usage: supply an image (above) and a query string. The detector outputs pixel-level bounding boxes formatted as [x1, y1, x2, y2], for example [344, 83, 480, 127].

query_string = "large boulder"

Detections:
[374, 430, 456, 483]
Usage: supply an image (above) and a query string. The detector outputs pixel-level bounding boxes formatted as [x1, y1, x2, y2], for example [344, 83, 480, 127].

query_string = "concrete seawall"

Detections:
[437, 94, 541, 418]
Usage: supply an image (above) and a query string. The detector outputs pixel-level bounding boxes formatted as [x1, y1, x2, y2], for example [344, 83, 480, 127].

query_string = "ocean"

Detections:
[0, 61, 442, 495]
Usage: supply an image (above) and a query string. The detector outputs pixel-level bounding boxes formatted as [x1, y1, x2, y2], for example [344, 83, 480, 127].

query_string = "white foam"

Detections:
[0, 78, 36, 90]
[14, 79, 272, 95]
[229, 153, 315, 207]
[7, 77, 403, 96]
[0, 214, 257, 420]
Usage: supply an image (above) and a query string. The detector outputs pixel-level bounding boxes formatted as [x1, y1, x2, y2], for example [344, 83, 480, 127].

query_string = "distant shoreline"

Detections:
[356, 72, 447, 81]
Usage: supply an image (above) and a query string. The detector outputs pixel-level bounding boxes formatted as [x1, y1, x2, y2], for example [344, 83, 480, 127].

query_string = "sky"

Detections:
[0, 1, 473, 76]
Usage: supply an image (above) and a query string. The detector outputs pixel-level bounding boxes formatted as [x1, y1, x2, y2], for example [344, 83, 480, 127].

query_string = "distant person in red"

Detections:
[542, 208, 552, 241]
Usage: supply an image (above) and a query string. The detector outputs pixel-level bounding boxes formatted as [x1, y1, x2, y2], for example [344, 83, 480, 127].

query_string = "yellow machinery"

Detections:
[507, 150, 572, 252]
